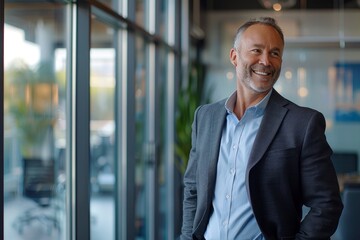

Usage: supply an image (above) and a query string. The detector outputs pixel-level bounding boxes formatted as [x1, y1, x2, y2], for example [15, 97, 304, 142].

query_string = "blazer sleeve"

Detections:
[180, 106, 202, 240]
[296, 111, 343, 239]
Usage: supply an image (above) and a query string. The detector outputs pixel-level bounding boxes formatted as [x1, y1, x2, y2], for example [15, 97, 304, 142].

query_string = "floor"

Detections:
[4, 197, 62, 240]
[4, 194, 115, 240]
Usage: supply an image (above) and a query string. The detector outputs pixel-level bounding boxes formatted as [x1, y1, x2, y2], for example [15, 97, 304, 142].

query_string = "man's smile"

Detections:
[252, 70, 271, 76]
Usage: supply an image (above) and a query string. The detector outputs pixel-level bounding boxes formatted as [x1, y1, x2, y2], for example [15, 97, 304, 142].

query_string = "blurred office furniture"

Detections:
[331, 152, 358, 175]
[13, 158, 60, 234]
[335, 183, 360, 240]
[332, 152, 360, 192]
[337, 174, 360, 192]
[90, 132, 114, 193]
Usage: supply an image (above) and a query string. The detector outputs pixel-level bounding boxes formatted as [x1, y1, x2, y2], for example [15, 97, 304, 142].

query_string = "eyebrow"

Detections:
[252, 43, 282, 52]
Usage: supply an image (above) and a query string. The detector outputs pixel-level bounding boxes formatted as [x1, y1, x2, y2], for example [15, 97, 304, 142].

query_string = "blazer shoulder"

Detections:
[271, 90, 322, 116]
[196, 98, 227, 115]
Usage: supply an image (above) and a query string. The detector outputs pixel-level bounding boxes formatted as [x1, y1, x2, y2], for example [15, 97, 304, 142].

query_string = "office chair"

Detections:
[335, 183, 360, 240]
[13, 158, 60, 234]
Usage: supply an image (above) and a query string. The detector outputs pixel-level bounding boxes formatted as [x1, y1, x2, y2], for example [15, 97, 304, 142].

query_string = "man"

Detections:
[180, 17, 343, 240]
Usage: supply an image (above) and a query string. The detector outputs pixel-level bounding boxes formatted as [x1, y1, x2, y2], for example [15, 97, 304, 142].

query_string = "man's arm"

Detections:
[297, 111, 343, 239]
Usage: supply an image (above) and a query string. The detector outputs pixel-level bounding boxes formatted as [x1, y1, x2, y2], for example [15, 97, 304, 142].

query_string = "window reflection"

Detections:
[4, 3, 67, 240]
[4, 0, 180, 239]
[159, 0, 168, 39]
[136, 0, 146, 27]
[90, 19, 116, 240]
[158, 47, 168, 240]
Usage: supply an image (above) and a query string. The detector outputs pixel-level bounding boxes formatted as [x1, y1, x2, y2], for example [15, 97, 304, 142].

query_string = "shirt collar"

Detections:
[225, 89, 273, 116]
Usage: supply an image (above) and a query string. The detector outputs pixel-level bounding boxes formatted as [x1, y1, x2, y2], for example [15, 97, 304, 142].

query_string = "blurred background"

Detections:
[2, 0, 360, 239]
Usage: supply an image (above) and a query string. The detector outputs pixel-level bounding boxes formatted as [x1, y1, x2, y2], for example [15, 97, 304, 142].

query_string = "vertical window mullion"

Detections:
[124, 1, 136, 240]
[0, 0, 4, 237]
[166, 0, 177, 239]
[145, 42, 157, 240]
[145, 0, 157, 239]
[71, 2, 91, 240]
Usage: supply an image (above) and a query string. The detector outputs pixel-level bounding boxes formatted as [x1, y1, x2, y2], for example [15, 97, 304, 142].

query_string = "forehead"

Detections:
[240, 24, 284, 49]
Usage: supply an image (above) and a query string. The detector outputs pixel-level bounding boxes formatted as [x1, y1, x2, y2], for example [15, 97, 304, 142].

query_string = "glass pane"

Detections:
[96, 0, 122, 13]
[90, 17, 116, 240]
[136, 0, 146, 28]
[96, 0, 113, 9]
[159, 0, 168, 40]
[134, 35, 147, 239]
[158, 47, 168, 239]
[4, 2, 68, 240]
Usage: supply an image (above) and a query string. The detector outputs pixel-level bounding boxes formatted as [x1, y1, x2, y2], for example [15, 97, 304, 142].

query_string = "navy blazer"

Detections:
[181, 89, 343, 240]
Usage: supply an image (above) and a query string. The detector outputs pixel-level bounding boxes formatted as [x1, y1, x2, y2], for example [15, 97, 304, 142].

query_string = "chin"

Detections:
[254, 88, 271, 94]
[252, 80, 277, 93]
[250, 84, 273, 93]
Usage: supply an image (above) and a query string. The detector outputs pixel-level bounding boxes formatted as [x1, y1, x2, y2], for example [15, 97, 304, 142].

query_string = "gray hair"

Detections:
[233, 17, 284, 48]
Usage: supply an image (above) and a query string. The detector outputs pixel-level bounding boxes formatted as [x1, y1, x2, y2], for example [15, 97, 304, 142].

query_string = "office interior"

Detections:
[2, 0, 360, 239]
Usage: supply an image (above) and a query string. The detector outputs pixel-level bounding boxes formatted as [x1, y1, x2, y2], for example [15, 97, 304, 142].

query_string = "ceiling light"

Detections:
[273, 3, 282, 11]
[258, 0, 296, 10]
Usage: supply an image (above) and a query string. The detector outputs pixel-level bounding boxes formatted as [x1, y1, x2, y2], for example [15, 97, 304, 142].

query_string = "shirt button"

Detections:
[232, 145, 237, 150]
[223, 221, 227, 226]
[226, 194, 230, 199]
[230, 168, 235, 174]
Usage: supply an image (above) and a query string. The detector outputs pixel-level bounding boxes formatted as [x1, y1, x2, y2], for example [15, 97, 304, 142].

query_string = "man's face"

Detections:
[230, 24, 284, 94]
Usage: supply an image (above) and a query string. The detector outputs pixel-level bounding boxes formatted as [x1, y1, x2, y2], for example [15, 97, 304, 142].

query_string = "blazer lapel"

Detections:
[247, 90, 289, 171]
[207, 100, 227, 167]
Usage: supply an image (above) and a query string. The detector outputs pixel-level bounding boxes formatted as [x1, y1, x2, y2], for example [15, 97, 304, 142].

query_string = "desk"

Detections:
[337, 174, 360, 192]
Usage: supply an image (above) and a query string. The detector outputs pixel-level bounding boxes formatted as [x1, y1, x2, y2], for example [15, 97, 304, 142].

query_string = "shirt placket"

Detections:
[220, 118, 244, 239]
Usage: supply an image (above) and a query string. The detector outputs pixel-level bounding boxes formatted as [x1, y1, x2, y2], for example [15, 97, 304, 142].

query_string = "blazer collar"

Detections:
[206, 90, 289, 173]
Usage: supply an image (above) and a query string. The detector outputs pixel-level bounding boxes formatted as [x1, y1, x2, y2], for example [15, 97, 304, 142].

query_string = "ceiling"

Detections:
[200, 0, 360, 11]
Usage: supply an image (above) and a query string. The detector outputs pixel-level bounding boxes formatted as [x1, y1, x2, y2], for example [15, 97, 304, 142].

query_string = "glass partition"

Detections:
[158, 46, 168, 240]
[3, 0, 181, 239]
[136, 0, 146, 28]
[159, 0, 168, 39]
[90, 17, 116, 240]
[4, 2, 68, 240]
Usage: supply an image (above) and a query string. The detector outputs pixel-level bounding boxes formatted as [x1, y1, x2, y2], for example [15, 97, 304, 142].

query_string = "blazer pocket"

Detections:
[265, 148, 297, 158]
[261, 148, 299, 174]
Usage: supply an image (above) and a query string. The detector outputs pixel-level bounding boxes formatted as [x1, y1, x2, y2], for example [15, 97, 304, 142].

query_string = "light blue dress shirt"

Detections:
[204, 90, 272, 240]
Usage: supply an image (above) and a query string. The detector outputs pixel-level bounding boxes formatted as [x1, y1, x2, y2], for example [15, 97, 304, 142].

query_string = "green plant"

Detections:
[5, 61, 58, 158]
[175, 62, 211, 175]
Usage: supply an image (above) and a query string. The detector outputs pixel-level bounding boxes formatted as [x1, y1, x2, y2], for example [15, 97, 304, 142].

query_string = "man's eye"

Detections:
[252, 49, 261, 53]
[271, 51, 280, 57]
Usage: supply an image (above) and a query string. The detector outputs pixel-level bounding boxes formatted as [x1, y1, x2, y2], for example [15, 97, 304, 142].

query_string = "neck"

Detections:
[234, 88, 270, 119]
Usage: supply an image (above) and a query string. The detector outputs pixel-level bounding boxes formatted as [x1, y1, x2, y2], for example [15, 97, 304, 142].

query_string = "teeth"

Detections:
[254, 70, 270, 76]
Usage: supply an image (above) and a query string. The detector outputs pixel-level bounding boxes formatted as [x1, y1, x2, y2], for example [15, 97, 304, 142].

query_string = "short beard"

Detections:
[239, 66, 280, 93]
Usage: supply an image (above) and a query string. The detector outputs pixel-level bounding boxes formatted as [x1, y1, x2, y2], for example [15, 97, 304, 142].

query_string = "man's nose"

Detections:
[258, 53, 270, 66]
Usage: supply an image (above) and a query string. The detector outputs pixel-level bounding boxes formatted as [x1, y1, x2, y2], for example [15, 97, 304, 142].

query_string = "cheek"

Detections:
[274, 59, 282, 70]
[238, 58, 253, 71]
[236, 64, 249, 77]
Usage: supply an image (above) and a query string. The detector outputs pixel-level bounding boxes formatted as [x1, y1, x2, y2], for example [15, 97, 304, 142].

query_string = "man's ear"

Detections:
[230, 48, 237, 67]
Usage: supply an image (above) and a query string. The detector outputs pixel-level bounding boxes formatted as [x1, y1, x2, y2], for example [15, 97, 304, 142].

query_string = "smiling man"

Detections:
[180, 17, 343, 240]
